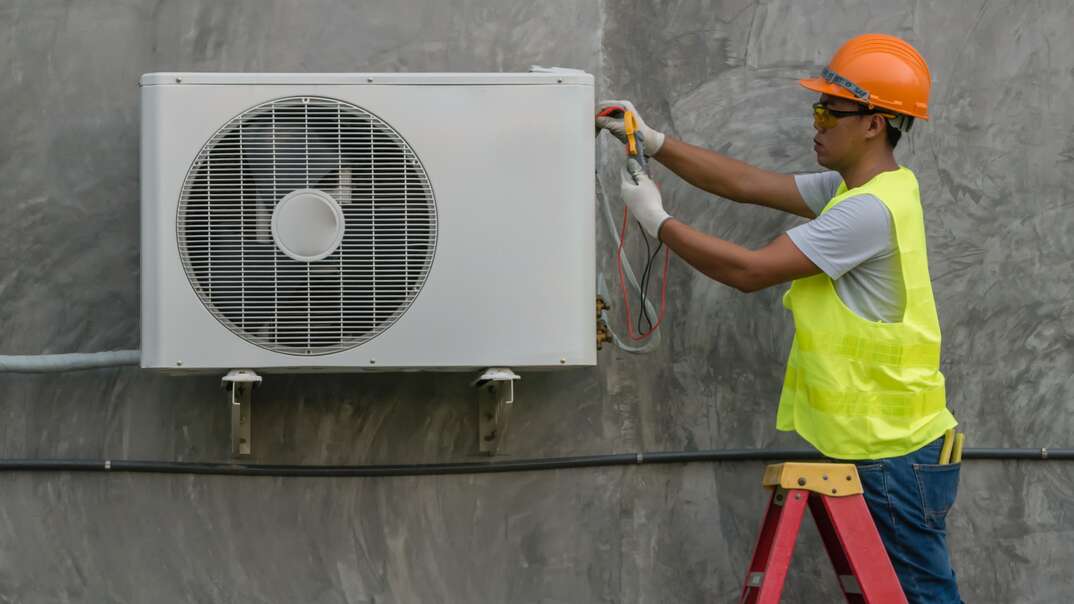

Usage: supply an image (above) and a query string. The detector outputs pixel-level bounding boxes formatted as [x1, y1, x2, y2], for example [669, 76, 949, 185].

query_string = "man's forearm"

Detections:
[652, 137, 811, 218]
[653, 137, 764, 203]
[657, 218, 756, 291]
[657, 219, 820, 293]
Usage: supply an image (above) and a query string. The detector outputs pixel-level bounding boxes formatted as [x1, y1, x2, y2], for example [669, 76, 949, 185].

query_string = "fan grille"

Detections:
[177, 96, 437, 355]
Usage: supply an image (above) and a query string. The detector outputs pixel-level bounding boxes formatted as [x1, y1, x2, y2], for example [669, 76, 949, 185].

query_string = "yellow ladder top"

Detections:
[762, 462, 863, 497]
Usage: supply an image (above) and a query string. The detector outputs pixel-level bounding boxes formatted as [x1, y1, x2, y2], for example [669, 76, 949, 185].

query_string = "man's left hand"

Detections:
[621, 159, 671, 239]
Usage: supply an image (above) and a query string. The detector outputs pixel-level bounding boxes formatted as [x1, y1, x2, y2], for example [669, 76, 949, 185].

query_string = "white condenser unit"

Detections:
[140, 72, 596, 373]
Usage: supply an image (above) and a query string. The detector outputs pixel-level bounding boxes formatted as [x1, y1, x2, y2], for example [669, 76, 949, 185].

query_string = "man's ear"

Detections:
[864, 114, 887, 141]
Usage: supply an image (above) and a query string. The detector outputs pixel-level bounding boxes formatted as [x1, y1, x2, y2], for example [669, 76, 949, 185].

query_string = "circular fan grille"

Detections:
[178, 96, 437, 355]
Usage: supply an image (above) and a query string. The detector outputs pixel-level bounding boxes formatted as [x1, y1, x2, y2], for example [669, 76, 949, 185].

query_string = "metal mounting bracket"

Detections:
[221, 369, 261, 457]
[472, 368, 520, 455]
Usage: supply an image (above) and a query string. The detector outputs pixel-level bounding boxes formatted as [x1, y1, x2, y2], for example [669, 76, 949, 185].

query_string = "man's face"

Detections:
[812, 94, 875, 170]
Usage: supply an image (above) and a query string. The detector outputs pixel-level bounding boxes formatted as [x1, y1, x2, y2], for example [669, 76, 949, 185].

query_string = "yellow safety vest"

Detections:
[777, 167, 956, 460]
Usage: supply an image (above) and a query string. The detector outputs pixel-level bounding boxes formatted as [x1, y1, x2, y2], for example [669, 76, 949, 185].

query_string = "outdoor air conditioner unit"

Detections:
[140, 71, 596, 375]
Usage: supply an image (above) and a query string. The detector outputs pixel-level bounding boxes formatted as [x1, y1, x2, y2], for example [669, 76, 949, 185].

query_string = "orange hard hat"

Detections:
[800, 34, 931, 120]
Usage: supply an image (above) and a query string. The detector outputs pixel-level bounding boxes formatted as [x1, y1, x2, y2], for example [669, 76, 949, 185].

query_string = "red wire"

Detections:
[615, 206, 670, 341]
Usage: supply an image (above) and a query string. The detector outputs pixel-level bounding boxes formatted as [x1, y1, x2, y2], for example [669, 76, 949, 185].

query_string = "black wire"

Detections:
[638, 239, 663, 334]
[636, 221, 654, 334]
[0, 448, 1069, 478]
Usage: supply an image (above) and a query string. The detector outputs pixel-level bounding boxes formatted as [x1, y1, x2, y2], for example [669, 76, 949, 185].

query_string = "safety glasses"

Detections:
[812, 102, 894, 130]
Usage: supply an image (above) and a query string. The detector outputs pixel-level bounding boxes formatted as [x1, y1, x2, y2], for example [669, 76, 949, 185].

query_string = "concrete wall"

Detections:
[1, 1, 1071, 601]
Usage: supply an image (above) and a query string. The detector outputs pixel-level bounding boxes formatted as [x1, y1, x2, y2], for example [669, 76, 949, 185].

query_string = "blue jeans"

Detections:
[851, 438, 963, 603]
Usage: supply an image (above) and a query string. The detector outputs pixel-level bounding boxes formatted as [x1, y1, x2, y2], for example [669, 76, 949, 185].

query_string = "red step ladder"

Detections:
[739, 463, 907, 603]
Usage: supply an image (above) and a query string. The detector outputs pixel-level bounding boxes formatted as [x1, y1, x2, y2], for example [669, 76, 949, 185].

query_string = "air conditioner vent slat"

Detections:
[178, 96, 437, 355]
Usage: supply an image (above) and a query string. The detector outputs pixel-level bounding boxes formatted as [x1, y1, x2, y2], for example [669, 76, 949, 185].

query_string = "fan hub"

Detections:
[271, 189, 345, 262]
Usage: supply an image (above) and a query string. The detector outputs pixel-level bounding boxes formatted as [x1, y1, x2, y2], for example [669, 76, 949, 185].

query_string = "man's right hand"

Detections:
[595, 100, 666, 156]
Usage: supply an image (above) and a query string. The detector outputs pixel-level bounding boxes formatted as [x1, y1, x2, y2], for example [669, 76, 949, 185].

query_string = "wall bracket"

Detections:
[221, 369, 261, 457]
[473, 368, 520, 455]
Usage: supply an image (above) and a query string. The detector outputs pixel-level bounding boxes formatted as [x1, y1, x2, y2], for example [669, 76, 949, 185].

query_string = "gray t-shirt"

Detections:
[787, 171, 905, 323]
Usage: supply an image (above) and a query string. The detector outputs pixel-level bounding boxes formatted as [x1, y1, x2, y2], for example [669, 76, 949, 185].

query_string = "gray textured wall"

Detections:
[1, 0, 1072, 602]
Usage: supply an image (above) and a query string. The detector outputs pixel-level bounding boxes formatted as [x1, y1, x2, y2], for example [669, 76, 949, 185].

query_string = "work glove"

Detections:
[596, 100, 666, 156]
[621, 158, 671, 239]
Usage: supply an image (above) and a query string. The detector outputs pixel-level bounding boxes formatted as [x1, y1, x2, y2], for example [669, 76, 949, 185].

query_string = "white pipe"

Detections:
[0, 350, 141, 373]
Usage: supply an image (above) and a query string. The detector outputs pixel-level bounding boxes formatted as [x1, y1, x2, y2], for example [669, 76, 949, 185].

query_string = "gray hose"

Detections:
[0, 350, 141, 373]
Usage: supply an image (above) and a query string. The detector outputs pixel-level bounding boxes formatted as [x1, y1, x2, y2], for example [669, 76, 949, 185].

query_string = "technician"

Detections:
[596, 34, 962, 603]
